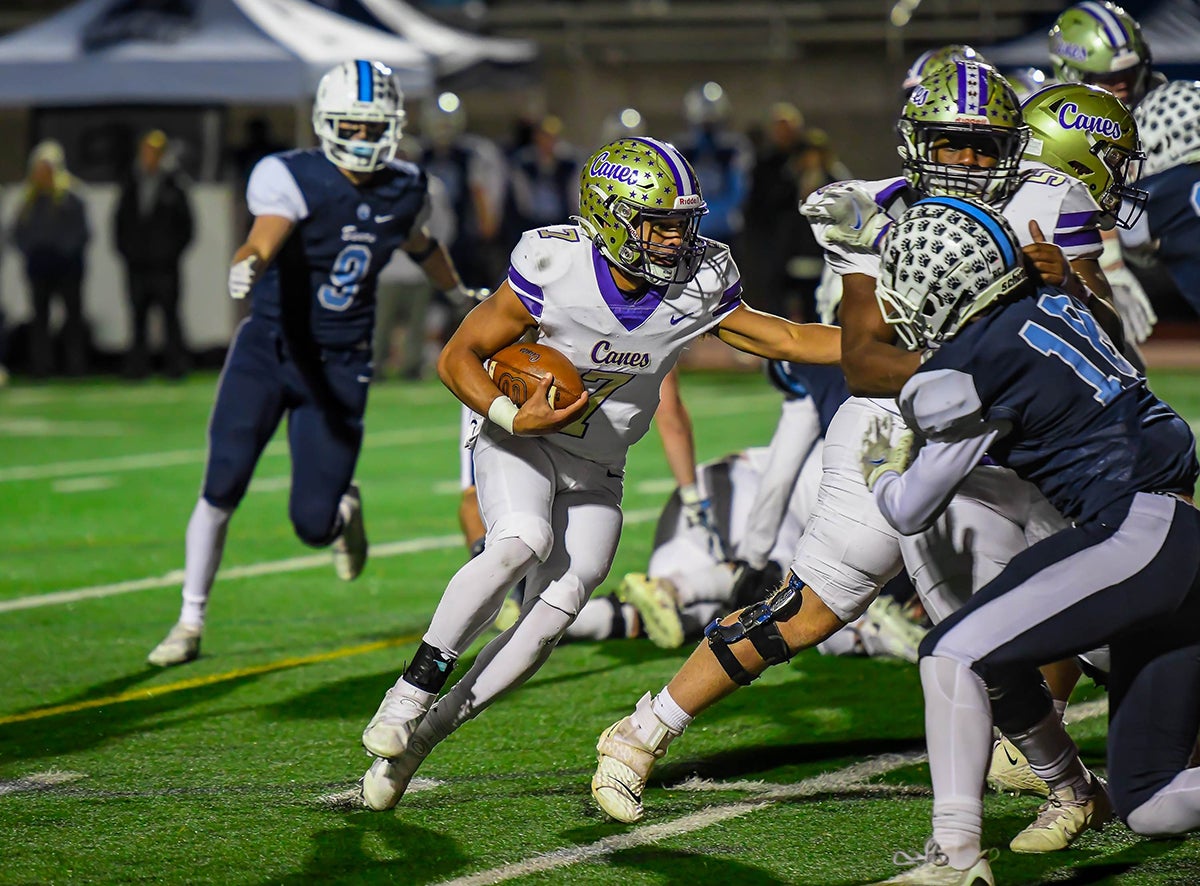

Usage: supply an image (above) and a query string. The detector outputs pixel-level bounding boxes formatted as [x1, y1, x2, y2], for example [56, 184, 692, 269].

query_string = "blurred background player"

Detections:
[147, 60, 479, 667]
[673, 82, 754, 246]
[503, 114, 583, 245]
[114, 129, 194, 380]
[10, 139, 90, 379]
[901, 43, 989, 97]
[1122, 81, 1200, 318]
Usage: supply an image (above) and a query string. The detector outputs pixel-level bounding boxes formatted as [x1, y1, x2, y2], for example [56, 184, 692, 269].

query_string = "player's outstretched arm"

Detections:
[437, 282, 587, 436]
[227, 215, 295, 300]
[714, 304, 841, 366]
[839, 273, 922, 397]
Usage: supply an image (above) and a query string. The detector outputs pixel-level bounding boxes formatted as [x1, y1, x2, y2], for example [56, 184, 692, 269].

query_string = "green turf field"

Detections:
[3, 370, 1199, 885]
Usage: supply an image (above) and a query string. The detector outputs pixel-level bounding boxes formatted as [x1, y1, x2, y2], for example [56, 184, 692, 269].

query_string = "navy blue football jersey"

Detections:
[766, 361, 850, 433]
[245, 148, 429, 348]
[1136, 163, 1200, 308]
[905, 288, 1198, 524]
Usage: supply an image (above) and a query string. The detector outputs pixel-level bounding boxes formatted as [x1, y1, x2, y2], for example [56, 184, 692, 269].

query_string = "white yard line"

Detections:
[0, 770, 87, 796]
[432, 753, 925, 886]
[0, 508, 661, 614]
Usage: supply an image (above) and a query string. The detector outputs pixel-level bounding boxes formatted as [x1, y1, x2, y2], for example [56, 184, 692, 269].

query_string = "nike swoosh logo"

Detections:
[1004, 746, 1020, 766]
[669, 313, 693, 325]
[375, 214, 395, 223]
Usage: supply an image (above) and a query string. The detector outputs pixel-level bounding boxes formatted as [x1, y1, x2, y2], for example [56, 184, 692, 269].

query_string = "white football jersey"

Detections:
[807, 160, 1104, 293]
[506, 225, 742, 467]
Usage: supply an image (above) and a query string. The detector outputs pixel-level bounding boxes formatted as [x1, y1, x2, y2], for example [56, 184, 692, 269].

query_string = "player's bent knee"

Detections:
[291, 500, 341, 547]
[487, 513, 554, 563]
[705, 573, 805, 686]
[538, 574, 588, 618]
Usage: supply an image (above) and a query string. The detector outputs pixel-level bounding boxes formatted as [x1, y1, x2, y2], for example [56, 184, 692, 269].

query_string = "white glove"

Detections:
[860, 415, 915, 491]
[680, 482, 725, 559]
[228, 255, 259, 300]
[1106, 269, 1157, 344]
[801, 182, 893, 248]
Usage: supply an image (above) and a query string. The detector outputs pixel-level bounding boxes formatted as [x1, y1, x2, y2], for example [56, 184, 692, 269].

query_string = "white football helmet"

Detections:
[877, 197, 1028, 350]
[312, 59, 405, 173]
[1134, 80, 1200, 178]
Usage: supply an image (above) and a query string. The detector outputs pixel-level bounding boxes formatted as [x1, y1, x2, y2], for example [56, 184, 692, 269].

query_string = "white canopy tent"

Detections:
[0, 0, 435, 106]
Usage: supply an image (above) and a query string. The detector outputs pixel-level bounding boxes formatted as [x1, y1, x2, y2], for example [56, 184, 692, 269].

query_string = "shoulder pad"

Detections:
[899, 368, 986, 440]
[510, 226, 583, 288]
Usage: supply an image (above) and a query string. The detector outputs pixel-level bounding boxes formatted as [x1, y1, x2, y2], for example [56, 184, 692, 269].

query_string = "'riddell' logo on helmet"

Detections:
[1057, 101, 1123, 139]
[674, 194, 704, 210]
[1052, 37, 1089, 62]
[954, 115, 991, 125]
[590, 151, 641, 186]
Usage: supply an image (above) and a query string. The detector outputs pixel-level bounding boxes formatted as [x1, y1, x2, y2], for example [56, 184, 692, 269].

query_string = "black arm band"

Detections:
[407, 237, 441, 263]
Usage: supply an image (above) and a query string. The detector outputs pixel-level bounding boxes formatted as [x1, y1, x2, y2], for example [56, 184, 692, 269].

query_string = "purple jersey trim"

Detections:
[1055, 229, 1103, 248]
[592, 245, 667, 332]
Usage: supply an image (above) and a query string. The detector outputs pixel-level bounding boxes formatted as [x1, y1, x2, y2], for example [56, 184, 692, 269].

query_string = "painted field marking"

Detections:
[0, 632, 424, 726]
[52, 477, 118, 494]
[0, 509, 660, 615]
[0, 770, 88, 795]
[432, 753, 926, 886]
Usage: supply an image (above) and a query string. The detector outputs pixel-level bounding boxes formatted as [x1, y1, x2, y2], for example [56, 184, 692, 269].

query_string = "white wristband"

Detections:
[488, 395, 519, 435]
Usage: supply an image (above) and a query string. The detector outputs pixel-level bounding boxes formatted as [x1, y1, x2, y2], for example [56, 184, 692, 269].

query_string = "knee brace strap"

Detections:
[404, 641, 457, 693]
[704, 574, 804, 685]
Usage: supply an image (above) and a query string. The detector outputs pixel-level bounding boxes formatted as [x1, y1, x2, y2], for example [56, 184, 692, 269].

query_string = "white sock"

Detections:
[564, 595, 626, 641]
[669, 564, 733, 607]
[425, 536, 538, 656]
[921, 656, 989, 870]
[1007, 710, 1089, 795]
[179, 499, 233, 629]
[651, 687, 694, 733]
[1127, 768, 1200, 836]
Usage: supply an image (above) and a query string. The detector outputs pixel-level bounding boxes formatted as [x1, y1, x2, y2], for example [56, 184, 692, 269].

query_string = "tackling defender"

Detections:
[355, 137, 841, 811]
[867, 196, 1200, 885]
[146, 60, 478, 667]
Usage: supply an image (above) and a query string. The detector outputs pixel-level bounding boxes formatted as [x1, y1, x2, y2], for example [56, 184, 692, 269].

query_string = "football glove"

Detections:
[228, 255, 259, 300]
[801, 182, 892, 248]
[681, 482, 725, 559]
[1107, 270, 1157, 344]
[448, 284, 491, 306]
[860, 415, 915, 491]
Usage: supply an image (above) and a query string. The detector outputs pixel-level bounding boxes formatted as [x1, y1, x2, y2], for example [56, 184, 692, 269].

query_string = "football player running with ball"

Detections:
[868, 197, 1200, 885]
[356, 137, 841, 810]
[146, 60, 480, 667]
[591, 61, 1115, 854]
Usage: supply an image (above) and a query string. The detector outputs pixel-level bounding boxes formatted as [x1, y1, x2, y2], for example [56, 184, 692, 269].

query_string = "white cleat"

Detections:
[617, 573, 684, 649]
[493, 596, 521, 633]
[590, 692, 680, 823]
[360, 751, 425, 811]
[878, 839, 996, 885]
[1009, 775, 1113, 853]
[986, 735, 1050, 797]
[332, 483, 367, 581]
[362, 679, 433, 760]
[147, 622, 202, 667]
[859, 595, 927, 663]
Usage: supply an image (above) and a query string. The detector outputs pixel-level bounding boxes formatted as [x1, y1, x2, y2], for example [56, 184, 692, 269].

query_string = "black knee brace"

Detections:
[983, 664, 1053, 737]
[704, 572, 805, 686]
[403, 641, 457, 693]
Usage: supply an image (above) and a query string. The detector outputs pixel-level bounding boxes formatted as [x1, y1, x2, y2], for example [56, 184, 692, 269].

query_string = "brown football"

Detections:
[487, 342, 585, 410]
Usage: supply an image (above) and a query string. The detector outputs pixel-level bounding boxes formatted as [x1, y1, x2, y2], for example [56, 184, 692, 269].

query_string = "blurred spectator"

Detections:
[373, 137, 459, 380]
[11, 139, 90, 378]
[503, 115, 582, 245]
[741, 105, 842, 321]
[673, 81, 754, 245]
[421, 92, 506, 290]
[114, 129, 194, 379]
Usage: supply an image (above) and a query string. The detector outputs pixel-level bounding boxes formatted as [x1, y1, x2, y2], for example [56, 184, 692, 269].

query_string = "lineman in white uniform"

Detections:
[356, 136, 842, 810]
[590, 62, 1118, 853]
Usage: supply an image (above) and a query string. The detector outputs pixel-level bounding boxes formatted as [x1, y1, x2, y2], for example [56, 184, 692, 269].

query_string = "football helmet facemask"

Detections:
[1022, 83, 1147, 228]
[877, 197, 1028, 350]
[1048, 2, 1153, 106]
[576, 138, 709, 287]
[1135, 80, 1200, 178]
[898, 61, 1029, 202]
[313, 60, 405, 174]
